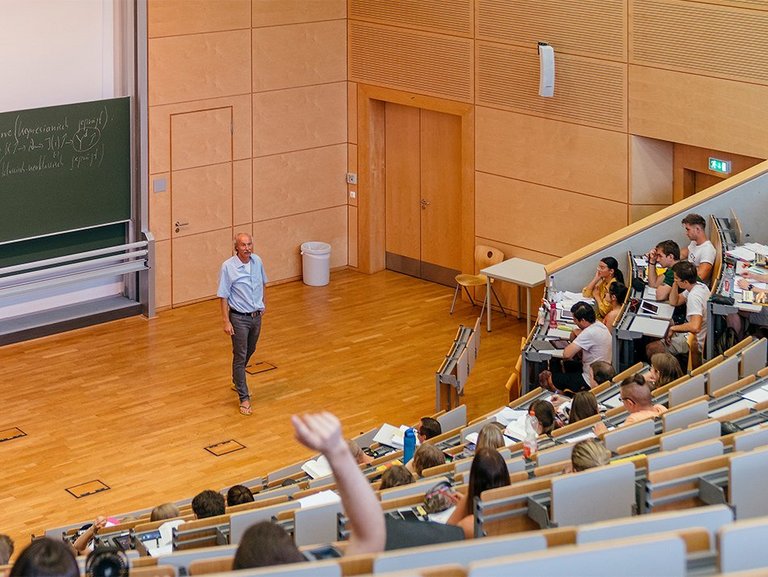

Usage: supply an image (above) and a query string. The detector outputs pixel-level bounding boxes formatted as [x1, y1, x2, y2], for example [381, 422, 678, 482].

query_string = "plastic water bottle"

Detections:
[403, 428, 416, 465]
[549, 299, 558, 329]
[548, 274, 556, 295]
[523, 415, 539, 459]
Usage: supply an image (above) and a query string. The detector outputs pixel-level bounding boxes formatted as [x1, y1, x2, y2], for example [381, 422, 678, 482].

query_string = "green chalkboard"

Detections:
[0, 97, 131, 245]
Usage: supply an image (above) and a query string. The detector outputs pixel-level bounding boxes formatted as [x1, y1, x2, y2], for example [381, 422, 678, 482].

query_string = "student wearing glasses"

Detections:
[594, 375, 667, 435]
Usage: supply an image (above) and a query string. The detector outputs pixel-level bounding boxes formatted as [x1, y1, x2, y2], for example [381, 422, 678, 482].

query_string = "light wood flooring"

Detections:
[0, 269, 527, 548]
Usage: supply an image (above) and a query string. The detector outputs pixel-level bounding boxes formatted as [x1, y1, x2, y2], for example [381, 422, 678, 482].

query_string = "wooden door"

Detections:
[673, 143, 763, 202]
[384, 103, 462, 286]
[170, 107, 234, 306]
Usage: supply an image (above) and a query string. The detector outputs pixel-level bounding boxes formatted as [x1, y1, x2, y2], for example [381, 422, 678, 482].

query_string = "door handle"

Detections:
[175, 221, 189, 233]
[420, 199, 431, 210]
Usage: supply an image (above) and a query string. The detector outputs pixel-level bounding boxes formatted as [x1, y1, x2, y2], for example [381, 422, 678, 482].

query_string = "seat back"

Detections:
[475, 245, 504, 271]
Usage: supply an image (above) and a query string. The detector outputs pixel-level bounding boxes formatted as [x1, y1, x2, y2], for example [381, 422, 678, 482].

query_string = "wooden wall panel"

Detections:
[475, 172, 628, 258]
[149, 95, 251, 174]
[252, 20, 347, 92]
[155, 239, 171, 309]
[171, 229, 233, 304]
[629, 65, 768, 159]
[630, 205, 666, 223]
[631, 0, 768, 85]
[347, 143, 358, 207]
[476, 107, 628, 203]
[170, 107, 232, 171]
[252, 0, 346, 27]
[476, 42, 626, 131]
[233, 159, 252, 227]
[349, 22, 473, 103]
[477, 0, 626, 61]
[252, 83, 347, 157]
[348, 82, 358, 144]
[630, 136, 673, 205]
[171, 163, 233, 237]
[149, 172, 171, 241]
[348, 206, 358, 268]
[252, 145, 347, 221]
[252, 207, 348, 280]
[148, 31, 251, 106]
[349, 0, 473, 36]
[148, 0, 250, 38]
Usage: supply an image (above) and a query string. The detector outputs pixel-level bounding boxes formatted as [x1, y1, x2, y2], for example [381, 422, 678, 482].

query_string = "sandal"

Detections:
[239, 403, 252, 416]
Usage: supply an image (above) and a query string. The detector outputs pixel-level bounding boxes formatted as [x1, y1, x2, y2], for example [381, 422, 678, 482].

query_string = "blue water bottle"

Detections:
[403, 428, 416, 465]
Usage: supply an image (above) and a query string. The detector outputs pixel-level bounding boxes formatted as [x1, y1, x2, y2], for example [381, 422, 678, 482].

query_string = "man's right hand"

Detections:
[223, 321, 235, 336]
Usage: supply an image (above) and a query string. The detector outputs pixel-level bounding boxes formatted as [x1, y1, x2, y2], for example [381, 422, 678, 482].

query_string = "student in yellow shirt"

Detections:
[582, 256, 624, 321]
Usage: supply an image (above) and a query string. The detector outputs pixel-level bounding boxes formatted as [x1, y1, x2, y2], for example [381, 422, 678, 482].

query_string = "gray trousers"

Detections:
[229, 311, 262, 403]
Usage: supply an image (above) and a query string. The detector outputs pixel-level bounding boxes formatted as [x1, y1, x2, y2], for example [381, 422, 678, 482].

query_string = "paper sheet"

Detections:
[709, 398, 754, 419]
[741, 386, 768, 404]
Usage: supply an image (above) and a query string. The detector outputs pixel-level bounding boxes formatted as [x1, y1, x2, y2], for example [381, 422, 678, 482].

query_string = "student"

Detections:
[568, 391, 600, 424]
[590, 360, 616, 387]
[411, 444, 446, 478]
[191, 490, 225, 519]
[679, 213, 716, 283]
[447, 448, 510, 539]
[529, 399, 561, 435]
[582, 256, 625, 320]
[647, 240, 681, 301]
[645, 352, 683, 390]
[571, 438, 611, 472]
[602, 281, 628, 333]
[10, 538, 79, 577]
[226, 485, 254, 507]
[539, 302, 613, 395]
[416, 417, 442, 443]
[380, 465, 414, 490]
[594, 375, 667, 435]
[476, 422, 505, 451]
[646, 261, 710, 362]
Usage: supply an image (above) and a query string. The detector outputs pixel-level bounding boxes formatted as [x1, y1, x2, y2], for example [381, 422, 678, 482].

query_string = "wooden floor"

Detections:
[0, 269, 526, 547]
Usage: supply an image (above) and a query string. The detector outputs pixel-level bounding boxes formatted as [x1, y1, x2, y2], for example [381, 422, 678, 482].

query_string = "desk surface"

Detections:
[481, 258, 546, 287]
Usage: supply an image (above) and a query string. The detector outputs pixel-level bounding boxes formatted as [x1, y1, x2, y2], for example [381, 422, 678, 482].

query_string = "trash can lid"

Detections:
[301, 241, 331, 255]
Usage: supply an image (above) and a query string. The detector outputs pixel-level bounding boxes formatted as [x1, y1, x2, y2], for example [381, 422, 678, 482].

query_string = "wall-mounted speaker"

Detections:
[538, 42, 555, 98]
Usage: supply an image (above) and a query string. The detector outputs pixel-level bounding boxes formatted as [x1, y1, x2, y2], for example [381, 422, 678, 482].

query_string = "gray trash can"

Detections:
[300, 242, 331, 286]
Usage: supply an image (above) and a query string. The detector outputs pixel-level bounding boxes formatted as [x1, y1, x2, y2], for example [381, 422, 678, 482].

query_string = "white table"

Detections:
[481, 258, 546, 333]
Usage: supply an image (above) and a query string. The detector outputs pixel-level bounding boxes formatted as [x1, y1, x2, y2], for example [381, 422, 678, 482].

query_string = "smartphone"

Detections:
[642, 302, 659, 314]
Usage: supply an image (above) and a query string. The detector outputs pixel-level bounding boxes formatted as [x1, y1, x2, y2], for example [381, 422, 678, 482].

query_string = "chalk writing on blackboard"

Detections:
[0, 105, 110, 178]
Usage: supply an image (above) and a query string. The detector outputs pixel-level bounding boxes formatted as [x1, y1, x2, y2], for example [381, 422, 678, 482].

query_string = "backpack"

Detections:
[714, 327, 739, 356]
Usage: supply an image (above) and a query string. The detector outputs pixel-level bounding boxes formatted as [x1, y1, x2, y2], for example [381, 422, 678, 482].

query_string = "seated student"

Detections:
[590, 360, 616, 387]
[348, 440, 374, 465]
[602, 281, 628, 333]
[227, 485, 254, 507]
[447, 448, 511, 539]
[582, 256, 625, 321]
[539, 302, 613, 395]
[594, 375, 667, 435]
[10, 538, 79, 577]
[571, 438, 612, 472]
[529, 399, 561, 435]
[647, 240, 682, 301]
[380, 465, 414, 490]
[735, 274, 768, 337]
[192, 489, 226, 519]
[567, 391, 600, 424]
[646, 261, 710, 362]
[679, 213, 716, 284]
[644, 352, 683, 391]
[417, 417, 442, 443]
[410, 444, 446, 478]
[234, 412, 385, 569]
[476, 422, 505, 451]
[150, 503, 181, 521]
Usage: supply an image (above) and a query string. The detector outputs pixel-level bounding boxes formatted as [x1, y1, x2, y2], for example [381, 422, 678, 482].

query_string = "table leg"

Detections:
[526, 287, 531, 334]
[516, 284, 522, 320]
[486, 277, 492, 332]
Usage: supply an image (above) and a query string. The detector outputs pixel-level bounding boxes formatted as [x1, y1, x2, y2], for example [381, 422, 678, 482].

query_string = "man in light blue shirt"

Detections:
[218, 233, 267, 416]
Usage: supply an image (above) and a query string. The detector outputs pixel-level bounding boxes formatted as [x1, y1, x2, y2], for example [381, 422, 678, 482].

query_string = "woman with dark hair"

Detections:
[10, 538, 79, 577]
[582, 256, 624, 321]
[233, 521, 305, 569]
[568, 391, 599, 424]
[602, 281, 628, 333]
[447, 448, 510, 538]
[529, 400, 560, 435]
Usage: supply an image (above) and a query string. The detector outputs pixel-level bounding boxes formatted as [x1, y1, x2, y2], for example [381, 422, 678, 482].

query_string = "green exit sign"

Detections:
[708, 157, 732, 174]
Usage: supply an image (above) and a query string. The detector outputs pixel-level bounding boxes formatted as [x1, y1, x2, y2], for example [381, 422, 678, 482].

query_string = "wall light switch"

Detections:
[153, 178, 167, 192]
[349, 190, 356, 199]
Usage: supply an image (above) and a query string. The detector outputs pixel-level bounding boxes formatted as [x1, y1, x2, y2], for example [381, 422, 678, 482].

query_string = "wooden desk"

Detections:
[481, 258, 546, 333]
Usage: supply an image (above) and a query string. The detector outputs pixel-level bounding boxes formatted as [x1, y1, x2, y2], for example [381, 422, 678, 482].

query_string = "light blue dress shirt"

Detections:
[217, 254, 267, 313]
